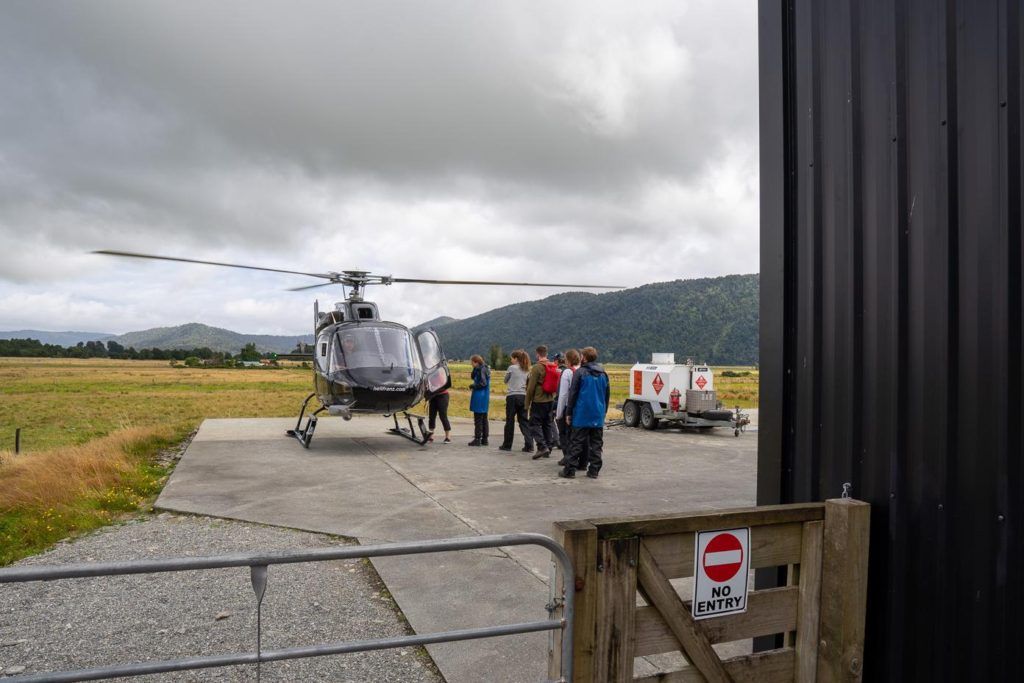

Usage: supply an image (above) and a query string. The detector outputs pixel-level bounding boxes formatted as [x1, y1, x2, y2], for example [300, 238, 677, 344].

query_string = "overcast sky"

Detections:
[0, 1, 758, 335]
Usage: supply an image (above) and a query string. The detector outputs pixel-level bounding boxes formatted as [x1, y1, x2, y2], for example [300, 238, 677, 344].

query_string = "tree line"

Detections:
[0, 338, 267, 363]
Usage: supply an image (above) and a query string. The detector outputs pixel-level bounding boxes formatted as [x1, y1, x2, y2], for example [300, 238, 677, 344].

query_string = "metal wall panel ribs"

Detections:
[759, 0, 1023, 679]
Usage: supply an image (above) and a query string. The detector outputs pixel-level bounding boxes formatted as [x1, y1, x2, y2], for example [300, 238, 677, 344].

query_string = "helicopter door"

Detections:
[415, 329, 451, 398]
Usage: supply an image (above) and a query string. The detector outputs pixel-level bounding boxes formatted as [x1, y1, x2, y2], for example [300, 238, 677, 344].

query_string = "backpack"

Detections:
[541, 361, 561, 394]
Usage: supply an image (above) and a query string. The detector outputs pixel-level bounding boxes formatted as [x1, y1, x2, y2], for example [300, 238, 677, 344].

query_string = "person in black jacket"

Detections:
[560, 346, 610, 479]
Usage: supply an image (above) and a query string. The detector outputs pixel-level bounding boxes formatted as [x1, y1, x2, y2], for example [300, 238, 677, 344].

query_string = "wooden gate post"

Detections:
[549, 520, 599, 682]
[817, 498, 871, 682]
[593, 536, 639, 682]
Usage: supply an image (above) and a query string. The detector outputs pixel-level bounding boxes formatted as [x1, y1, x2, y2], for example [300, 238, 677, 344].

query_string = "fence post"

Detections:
[817, 498, 870, 682]
[14, 428, 20, 454]
[593, 536, 639, 683]
[795, 519, 824, 682]
[549, 520, 598, 682]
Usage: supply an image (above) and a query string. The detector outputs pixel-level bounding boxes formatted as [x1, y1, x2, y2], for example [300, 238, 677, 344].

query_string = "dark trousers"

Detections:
[556, 415, 571, 452]
[502, 395, 532, 448]
[559, 419, 589, 467]
[528, 401, 557, 451]
[428, 394, 451, 432]
[473, 412, 489, 442]
[568, 427, 603, 474]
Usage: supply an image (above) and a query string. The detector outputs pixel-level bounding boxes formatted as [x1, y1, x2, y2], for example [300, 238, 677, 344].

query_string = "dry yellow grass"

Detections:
[0, 425, 177, 564]
[0, 426, 168, 510]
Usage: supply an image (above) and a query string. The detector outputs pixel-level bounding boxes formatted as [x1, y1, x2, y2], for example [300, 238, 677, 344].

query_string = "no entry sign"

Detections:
[692, 527, 750, 620]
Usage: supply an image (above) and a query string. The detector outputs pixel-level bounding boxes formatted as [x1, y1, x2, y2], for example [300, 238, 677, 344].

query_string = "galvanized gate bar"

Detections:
[0, 532, 574, 683]
[8, 621, 560, 683]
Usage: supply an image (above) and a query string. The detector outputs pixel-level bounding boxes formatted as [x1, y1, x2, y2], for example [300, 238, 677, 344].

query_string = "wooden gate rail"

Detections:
[547, 499, 869, 682]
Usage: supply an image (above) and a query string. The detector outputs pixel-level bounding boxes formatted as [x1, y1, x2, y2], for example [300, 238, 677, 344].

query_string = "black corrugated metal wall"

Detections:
[758, 0, 1022, 679]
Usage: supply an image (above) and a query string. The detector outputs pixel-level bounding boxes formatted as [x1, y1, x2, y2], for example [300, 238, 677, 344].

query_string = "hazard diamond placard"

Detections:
[692, 527, 750, 620]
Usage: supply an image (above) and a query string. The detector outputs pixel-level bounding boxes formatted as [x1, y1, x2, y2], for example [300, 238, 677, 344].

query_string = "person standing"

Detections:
[549, 352, 565, 450]
[525, 345, 558, 459]
[556, 348, 582, 464]
[468, 354, 491, 446]
[560, 346, 609, 479]
[499, 350, 534, 453]
[426, 388, 452, 444]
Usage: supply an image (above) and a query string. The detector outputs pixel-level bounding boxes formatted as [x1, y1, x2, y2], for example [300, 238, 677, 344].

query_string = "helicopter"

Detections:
[94, 250, 620, 447]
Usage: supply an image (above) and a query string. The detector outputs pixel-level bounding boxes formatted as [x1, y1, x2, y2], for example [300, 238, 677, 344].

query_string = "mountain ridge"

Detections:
[0, 324, 312, 354]
[430, 274, 759, 365]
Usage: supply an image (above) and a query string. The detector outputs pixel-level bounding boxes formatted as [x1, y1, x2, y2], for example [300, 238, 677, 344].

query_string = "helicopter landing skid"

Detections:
[286, 393, 325, 448]
[389, 412, 430, 445]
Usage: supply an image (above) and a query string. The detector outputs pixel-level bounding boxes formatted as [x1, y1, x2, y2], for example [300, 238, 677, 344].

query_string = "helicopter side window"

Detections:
[418, 331, 442, 369]
[316, 334, 331, 373]
[416, 329, 450, 397]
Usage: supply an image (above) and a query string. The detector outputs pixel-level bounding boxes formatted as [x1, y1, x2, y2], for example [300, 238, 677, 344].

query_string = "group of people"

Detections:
[426, 344, 610, 479]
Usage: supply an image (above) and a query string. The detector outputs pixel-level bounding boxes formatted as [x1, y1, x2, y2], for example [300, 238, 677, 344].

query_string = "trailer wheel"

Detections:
[622, 401, 640, 427]
[640, 404, 660, 430]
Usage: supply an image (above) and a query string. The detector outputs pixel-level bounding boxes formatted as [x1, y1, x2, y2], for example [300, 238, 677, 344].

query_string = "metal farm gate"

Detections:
[0, 533, 574, 683]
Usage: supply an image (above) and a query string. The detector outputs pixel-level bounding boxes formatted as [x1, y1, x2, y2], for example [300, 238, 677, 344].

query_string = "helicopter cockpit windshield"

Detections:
[329, 326, 422, 386]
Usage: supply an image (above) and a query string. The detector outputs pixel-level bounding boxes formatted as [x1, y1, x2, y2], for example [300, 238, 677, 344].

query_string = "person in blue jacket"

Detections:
[468, 354, 491, 446]
[559, 346, 609, 478]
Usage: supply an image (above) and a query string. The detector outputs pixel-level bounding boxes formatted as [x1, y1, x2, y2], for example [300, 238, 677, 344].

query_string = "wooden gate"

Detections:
[548, 499, 869, 682]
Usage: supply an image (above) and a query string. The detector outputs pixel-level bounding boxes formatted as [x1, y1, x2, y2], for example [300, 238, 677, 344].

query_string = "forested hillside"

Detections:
[431, 274, 758, 365]
[0, 330, 113, 346]
[111, 323, 312, 354]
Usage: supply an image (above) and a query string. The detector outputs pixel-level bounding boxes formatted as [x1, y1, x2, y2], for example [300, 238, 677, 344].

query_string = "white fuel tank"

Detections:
[630, 362, 691, 405]
[629, 356, 716, 409]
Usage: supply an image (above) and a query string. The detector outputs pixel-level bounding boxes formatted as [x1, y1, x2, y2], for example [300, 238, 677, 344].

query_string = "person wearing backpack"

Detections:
[559, 346, 610, 479]
[468, 354, 491, 446]
[524, 344, 558, 459]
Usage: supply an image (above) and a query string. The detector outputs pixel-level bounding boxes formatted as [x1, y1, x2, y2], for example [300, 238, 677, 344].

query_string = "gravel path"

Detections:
[0, 514, 444, 682]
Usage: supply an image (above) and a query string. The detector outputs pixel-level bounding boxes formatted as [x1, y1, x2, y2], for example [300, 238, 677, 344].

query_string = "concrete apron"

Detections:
[157, 416, 757, 682]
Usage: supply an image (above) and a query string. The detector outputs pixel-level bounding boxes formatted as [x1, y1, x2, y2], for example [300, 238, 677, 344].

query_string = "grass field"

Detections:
[0, 357, 757, 564]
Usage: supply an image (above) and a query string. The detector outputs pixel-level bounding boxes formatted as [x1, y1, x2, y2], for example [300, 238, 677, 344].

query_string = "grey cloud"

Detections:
[0, 0, 758, 331]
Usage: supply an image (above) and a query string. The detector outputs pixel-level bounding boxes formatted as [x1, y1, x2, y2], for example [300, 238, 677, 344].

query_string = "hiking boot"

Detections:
[586, 471, 599, 479]
[531, 449, 551, 460]
[557, 468, 575, 479]
[467, 440, 481, 447]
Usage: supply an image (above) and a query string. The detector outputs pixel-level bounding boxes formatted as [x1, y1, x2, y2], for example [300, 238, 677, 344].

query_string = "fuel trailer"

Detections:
[618, 353, 750, 435]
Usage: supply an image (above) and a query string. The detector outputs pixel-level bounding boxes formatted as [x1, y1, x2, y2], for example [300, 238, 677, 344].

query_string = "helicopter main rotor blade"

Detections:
[93, 250, 334, 280]
[287, 281, 342, 291]
[390, 277, 623, 289]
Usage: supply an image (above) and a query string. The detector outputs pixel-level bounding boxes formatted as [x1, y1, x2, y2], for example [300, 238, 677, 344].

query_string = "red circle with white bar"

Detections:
[702, 532, 744, 582]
